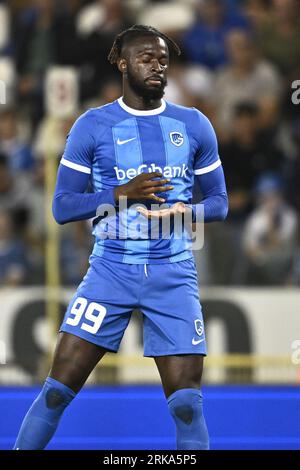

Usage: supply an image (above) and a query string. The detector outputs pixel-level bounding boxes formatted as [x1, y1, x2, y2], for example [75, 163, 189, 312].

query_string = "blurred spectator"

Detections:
[60, 221, 92, 285]
[0, 154, 31, 224]
[13, 0, 82, 127]
[97, 79, 122, 104]
[77, 0, 132, 101]
[164, 60, 215, 117]
[27, 159, 47, 240]
[15, 0, 58, 77]
[137, 1, 194, 38]
[164, 59, 196, 106]
[214, 28, 281, 139]
[0, 108, 35, 173]
[83, 77, 122, 109]
[0, 2, 10, 54]
[209, 102, 287, 286]
[287, 118, 300, 211]
[242, 173, 298, 285]
[0, 210, 27, 286]
[0, 57, 16, 107]
[181, 0, 248, 70]
[257, 0, 300, 75]
[181, 64, 215, 117]
[14, 0, 58, 124]
[220, 102, 284, 220]
[33, 114, 79, 161]
[243, 0, 272, 30]
[53, 0, 83, 67]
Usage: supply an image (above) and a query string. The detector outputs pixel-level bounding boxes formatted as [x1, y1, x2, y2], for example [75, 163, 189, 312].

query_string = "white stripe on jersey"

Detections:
[194, 158, 221, 175]
[61, 157, 91, 174]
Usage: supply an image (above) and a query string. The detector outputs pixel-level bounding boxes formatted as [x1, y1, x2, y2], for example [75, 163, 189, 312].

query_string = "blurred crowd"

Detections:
[0, 0, 300, 287]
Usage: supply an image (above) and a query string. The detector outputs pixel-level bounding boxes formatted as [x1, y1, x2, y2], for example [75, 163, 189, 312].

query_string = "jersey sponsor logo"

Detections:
[117, 137, 136, 145]
[114, 163, 188, 181]
[170, 131, 184, 147]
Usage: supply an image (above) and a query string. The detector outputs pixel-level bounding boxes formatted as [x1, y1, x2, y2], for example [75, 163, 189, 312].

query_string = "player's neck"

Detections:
[122, 89, 163, 111]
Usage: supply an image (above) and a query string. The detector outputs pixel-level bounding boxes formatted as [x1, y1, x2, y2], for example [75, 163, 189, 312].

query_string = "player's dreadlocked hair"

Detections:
[108, 24, 181, 65]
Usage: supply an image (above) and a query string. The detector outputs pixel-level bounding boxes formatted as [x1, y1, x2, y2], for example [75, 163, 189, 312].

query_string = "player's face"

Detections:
[125, 36, 169, 100]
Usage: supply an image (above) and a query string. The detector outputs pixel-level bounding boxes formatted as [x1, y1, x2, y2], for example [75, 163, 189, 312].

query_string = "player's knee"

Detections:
[173, 402, 194, 425]
[167, 388, 203, 425]
[45, 388, 68, 409]
[43, 377, 76, 411]
[167, 388, 209, 450]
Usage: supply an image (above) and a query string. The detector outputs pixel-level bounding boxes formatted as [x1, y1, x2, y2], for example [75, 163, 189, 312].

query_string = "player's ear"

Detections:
[117, 58, 127, 74]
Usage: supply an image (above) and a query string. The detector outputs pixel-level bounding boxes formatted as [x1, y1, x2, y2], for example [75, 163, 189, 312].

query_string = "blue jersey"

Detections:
[60, 98, 221, 264]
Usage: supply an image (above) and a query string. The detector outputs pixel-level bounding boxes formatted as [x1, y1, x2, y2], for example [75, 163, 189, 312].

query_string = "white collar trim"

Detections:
[117, 97, 166, 116]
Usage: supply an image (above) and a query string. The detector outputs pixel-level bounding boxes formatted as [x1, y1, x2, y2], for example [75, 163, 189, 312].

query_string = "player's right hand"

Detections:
[114, 172, 174, 203]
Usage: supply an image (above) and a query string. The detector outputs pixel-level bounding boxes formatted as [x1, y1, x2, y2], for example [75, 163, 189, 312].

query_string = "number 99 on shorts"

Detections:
[66, 297, 107, 334]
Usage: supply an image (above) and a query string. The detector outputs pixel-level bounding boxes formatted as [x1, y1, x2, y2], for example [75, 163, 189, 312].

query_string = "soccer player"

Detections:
[14, 25, 228, 450]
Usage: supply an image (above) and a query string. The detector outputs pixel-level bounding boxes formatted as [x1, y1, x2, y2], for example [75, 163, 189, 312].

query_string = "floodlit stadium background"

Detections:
[0, 0, 300, 449]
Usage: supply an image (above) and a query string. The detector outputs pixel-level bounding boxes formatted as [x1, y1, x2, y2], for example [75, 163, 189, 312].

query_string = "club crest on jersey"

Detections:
[170, 131, 184, 147]
[194, 319, 204, 337]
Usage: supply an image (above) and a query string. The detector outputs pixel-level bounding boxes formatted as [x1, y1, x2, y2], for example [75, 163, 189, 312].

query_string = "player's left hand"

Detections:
[136, 202, 191, 219]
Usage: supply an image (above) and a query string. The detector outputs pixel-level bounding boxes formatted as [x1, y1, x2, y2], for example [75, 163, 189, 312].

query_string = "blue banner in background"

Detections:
[1, 385, 300, 450]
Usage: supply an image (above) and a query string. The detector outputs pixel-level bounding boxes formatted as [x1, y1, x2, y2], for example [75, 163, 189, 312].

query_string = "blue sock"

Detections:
[167, 388, 209, 450]
[14, 377, 76, 450]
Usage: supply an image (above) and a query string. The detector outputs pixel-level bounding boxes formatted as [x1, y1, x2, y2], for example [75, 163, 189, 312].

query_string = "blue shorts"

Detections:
[60, 256, 207, 356]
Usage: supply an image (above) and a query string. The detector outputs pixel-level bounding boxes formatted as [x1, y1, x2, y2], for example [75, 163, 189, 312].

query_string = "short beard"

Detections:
[127, 68, 167, 101]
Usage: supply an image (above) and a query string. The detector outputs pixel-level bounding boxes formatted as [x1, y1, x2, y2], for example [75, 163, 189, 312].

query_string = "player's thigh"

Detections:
[49, 332, 108, 393]
[154, 354, 204, 398]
